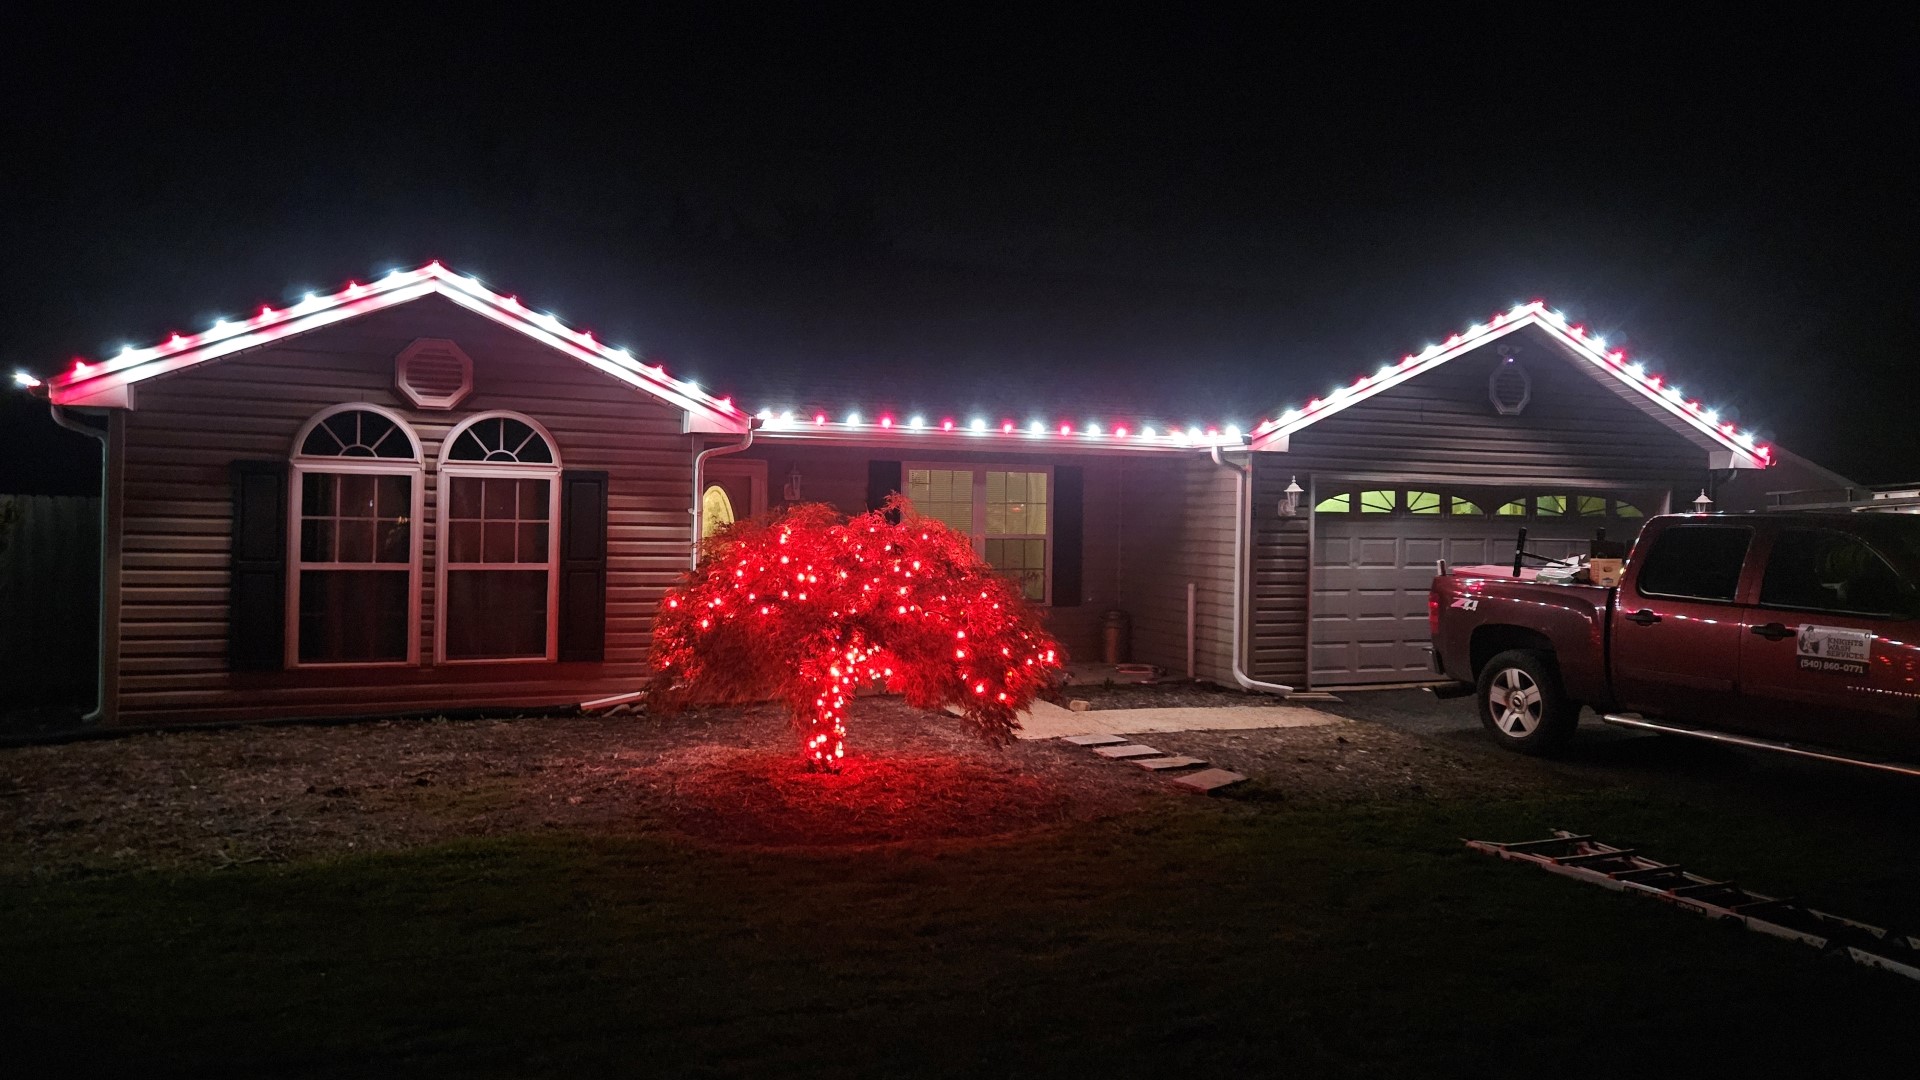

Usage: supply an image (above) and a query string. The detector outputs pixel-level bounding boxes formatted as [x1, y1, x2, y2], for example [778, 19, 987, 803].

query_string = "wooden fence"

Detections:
[0, 495, 99, 710]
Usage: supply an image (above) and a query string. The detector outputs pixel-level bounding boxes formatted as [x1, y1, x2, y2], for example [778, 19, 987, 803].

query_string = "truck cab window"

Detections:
[1635, 526, 1752, 602]
[1760, 529, 1910, 617]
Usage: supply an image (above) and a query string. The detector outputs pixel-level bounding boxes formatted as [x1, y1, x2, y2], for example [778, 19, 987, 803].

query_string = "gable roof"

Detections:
[1247, 301, 1769, 468]
[43, 263, 744, 432]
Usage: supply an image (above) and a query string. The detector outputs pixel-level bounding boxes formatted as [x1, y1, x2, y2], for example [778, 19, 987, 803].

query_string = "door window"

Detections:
[1759, 529, 1911, 617]
[1634, 526, 1752, 602]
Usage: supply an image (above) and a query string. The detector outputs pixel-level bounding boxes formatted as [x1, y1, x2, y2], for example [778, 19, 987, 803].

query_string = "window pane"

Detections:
[484, 478, 517, 519]
[298, 570, 409, 663]
[518, 523, 549, 563]
[1577, 495, 1608, 516]
[985, 537, 1047, 601]
[300, 519, 334, 563]
[1407, 491, 1441, 514]
[1615, 502, 1643, 518]
[338, 474, 377, 518]
[1537, 495, 1568, 517]
[337, 518, 375, 563]
[377, 520, 410, 564]
[483, 522, 518, 562]
[1450, 497, 1484, 516]
[1359, 490, 1394, 513]
[1760, 529, 1910, 616]
[449, 521, 483, 563]
[907, 469, 972, 533]
[518, 479, 549, 520]
[303, 472, 337, 513]
[1495, 500, 1527, 516]
[450, 476, 484, 520]
[1314, 493, 1350, 513]
[1636, 526, 1752, 602]
[376, 474, 410, 518]
[445, 569, 548, 660]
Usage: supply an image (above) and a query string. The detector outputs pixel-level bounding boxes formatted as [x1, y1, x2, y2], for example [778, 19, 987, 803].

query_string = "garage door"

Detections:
[1310, 488, 1646, 687]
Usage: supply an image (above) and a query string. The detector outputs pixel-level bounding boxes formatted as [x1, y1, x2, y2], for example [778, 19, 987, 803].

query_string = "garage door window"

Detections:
[1318, 488, 1648, 521]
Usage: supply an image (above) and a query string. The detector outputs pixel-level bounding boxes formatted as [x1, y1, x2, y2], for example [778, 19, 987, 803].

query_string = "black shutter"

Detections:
[867, 460, 903, 522]
[229, 459, 288, 671]
[1052, 465, 1084, 607]
[558, 469, 609, 662]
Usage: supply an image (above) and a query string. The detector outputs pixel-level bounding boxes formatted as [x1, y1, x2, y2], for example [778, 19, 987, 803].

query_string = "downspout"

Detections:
[689, 418, 760, 568]
[1208, 444, 1294, 696]
[48, 405, 110, 723]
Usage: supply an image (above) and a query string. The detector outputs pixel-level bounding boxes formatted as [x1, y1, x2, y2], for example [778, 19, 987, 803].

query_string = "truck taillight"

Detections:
[1428, 590, 1441, 637]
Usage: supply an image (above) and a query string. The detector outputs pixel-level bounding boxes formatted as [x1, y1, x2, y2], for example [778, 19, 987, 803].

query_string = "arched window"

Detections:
[437, 413, 562, 663]
[288, 405, 424, 666]
[1314, 492, 1350, 514]
[701, 484, 737, 539]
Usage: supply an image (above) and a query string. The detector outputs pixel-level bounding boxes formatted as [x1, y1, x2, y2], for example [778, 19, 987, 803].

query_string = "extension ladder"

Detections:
[1467, 830, 1920, 983]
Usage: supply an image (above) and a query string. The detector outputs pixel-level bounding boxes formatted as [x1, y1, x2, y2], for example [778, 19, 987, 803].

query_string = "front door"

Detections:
[1611, 522, 1755, 727]
[1737, 526, 1920, 756]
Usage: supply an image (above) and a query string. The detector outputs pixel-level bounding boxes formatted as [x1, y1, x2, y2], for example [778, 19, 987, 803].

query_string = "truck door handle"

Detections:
[1750, 622, 1794, 641]
[1625, 609, 1661, 626]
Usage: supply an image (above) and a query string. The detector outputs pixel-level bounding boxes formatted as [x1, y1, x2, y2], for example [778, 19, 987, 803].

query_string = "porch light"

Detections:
[1693, 490, 1714, 513]
[1281, 477, 1304, 517]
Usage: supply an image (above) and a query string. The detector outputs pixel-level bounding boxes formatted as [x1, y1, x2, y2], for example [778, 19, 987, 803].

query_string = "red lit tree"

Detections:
[648, 499, 1064, 767]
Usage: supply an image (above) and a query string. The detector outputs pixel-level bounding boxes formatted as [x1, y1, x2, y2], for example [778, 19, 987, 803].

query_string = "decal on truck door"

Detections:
[1796, 625, 1873, 676]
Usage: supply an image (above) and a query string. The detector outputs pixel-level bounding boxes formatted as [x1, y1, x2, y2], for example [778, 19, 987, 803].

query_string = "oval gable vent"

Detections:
[395, 338, 474, 410]
[1488, 355, 1531, 416]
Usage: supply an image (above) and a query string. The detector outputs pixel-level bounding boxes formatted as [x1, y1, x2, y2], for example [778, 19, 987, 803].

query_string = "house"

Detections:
[31, 262, 1838, 725]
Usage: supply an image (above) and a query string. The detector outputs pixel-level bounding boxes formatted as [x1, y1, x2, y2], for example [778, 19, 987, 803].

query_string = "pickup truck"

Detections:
[1429, 512, 1920, 770]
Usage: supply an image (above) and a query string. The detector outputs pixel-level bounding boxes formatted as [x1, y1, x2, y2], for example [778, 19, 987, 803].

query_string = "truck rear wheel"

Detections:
[1476, 649, 1579, 755]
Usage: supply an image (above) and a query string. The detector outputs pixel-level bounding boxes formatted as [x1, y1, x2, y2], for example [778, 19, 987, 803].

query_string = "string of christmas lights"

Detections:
[28, 262, 1770, 467]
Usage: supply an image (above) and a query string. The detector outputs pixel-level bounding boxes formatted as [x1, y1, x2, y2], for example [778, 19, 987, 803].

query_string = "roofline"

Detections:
[1246, 302, 1770, 469]
[44, 263, 744, 432]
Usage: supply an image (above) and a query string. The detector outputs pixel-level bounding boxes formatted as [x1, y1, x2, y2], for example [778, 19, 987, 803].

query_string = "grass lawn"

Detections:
[6, 774, 1918, 1078]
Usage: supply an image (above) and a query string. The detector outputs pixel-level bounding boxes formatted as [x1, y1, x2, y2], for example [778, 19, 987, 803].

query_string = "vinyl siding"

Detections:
[111, 295, 692, 724]
[1116, 455, 1238, 686]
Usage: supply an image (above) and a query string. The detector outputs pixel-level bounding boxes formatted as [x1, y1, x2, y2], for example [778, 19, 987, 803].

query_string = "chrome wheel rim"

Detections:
[1489, 667, 1543, 737]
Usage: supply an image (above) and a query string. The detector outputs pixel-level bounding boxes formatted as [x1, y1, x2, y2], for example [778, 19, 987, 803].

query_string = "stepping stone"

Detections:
[1171, 768, 1247, 793]
[1061, 733, 1128, 746]
[1093, 744, 1164, 759]
[1131, 755, 1206, 771]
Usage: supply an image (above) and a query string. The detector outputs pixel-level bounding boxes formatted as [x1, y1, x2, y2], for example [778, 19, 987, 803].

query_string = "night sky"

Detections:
[4, 8, 1915, 492]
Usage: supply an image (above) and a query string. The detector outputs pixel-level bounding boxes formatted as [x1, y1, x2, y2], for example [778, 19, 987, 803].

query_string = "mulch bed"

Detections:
[0, 697, 1542, 880]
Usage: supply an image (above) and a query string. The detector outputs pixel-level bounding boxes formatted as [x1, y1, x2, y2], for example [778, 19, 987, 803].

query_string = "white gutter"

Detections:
[48, 405, 110, 723]
[689, 419, 760, 568]
[1208, 444, 1294, 696]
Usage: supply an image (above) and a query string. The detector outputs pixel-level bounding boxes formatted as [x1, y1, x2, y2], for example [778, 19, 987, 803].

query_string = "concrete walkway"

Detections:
[1012, 698, 1343, 741]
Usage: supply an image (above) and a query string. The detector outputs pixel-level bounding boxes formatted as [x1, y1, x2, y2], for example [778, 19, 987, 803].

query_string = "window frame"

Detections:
[903, 461, 1055, 605]
[434, 412, 565, 665]
[285, 404, 425, 669]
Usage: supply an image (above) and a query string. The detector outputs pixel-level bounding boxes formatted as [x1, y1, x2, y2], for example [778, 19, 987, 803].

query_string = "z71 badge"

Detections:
[1450, 597, 1479, 612]
[1796, 624, 1873, 676]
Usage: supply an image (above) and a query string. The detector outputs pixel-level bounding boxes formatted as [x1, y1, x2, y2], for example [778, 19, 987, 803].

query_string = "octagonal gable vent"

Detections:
[395, 338, 474, 410]
[1488, 354, 1531, 416]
